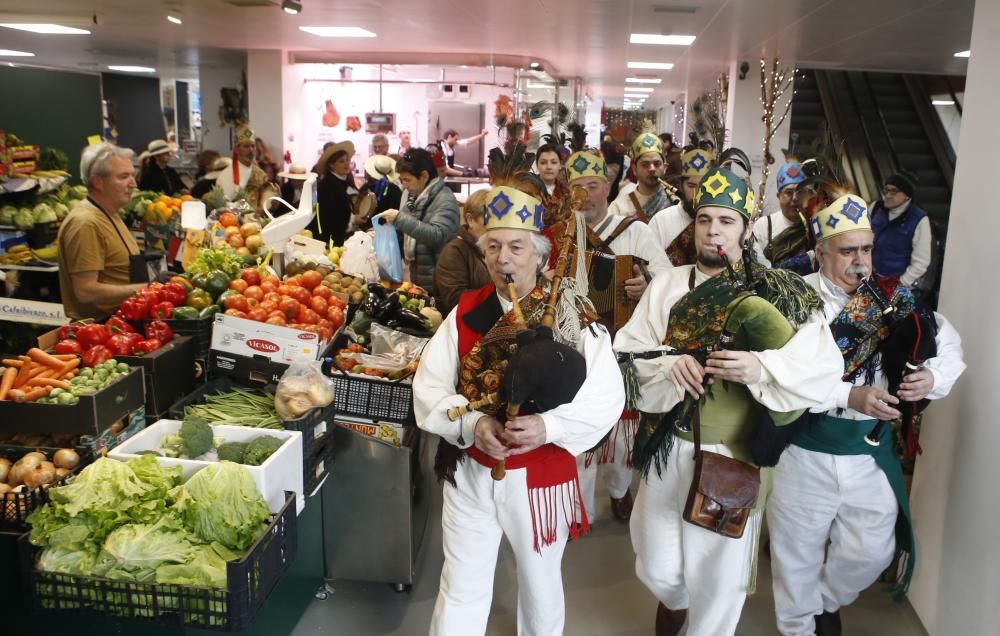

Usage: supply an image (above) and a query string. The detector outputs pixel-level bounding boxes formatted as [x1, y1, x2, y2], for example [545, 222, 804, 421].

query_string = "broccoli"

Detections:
[242, 436, 284, 466]
[179, 417, 214, 459]
[216, 441, 248, 463]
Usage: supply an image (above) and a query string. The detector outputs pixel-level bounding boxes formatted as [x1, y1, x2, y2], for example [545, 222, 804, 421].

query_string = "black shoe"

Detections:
[814, 610, 842, 636]
[655, 603, 687, 636]
[610, 489, 633, 522]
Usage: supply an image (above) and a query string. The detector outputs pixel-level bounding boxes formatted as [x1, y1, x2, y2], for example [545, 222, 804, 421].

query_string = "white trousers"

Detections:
[577, 417, 635, 518]
[767, 445, 898, 636]
[630, 437, 756, 636]
[430, 457, 570, 636]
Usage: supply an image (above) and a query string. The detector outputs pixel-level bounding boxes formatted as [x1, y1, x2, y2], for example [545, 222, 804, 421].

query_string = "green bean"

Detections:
[181, 387, 285, 430]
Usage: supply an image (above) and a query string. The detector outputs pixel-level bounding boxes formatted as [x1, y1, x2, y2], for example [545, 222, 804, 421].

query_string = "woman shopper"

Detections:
[309, 141, 358, 245]
[432, 188, 491, 315]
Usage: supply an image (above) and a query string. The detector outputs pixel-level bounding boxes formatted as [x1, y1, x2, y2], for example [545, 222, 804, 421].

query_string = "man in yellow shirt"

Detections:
[58, 143, 147, 320]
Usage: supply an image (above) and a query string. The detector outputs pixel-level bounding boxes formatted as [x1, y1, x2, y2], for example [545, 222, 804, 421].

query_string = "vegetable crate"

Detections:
[118, 335, 196, 419]
[18, 491, 299, 632]
[330, 371, 414, 424]
[304, 437, 333, 496]
[0, 447, 93, 532]
[132, 315, 214, 363]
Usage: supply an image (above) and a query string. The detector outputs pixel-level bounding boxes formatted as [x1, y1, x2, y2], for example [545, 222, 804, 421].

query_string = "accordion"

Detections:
[571, 249, 638, 334]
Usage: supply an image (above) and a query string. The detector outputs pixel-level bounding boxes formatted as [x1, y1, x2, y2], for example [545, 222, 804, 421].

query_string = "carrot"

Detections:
[26, 377, 69, 390]
[12, 361, 34, 389]
[28, 348, 66, 370]
[5, 389, 25, 402]
[1, 359, 23, 368]
[51, 354, 77, 360]
[58, 358, 81, 378]
[22, 365, 53, 382]
[64, 370, 78, 379]
[0, 367, 16, 400]
[21, 386, 50, 402]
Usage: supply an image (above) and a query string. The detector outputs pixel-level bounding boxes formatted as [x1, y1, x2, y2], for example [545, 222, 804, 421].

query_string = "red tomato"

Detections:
[247, 308, 268, 322]
[228, 279, 249, 293]
[260, 280, 278, 294]
[283, 275, 301, 287]
[244, 285, 264, 301]
[327, 306, 345, 325]
[316, 325, 333, 342]
[259, 300, 278, 314]
[265, 314, 286, 326]
[267, 309, 286, 321]
[279, 297, 300, 319]
[263, 274, 280, 286]
[299, 270, 323, 289]
[312, 285, 332, 300]
[296, 306, 320, 325]
[224, 294, 249, 312]
[276, 285, 293, 297]
[263, 291, 281, 305]
[328, 295, 347, 310]
[310, 296, 328, 316]
[288, 286, 312, 306]
[224, 308, 248, 319]
[241, 268, 262, 287]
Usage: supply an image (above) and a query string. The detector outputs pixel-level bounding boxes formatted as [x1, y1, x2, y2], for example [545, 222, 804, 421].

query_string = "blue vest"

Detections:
[871, 201, 926, 277]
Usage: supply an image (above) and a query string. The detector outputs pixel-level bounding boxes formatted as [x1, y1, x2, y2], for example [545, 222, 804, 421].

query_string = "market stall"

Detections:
[0, 180, 439, 631]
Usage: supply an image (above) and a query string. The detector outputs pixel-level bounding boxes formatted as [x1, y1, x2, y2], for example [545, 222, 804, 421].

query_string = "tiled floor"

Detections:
[294, 470, 928, 635]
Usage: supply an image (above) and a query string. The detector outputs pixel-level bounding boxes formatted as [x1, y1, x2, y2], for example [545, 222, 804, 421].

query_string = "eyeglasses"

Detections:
[883, 186, 901, 195]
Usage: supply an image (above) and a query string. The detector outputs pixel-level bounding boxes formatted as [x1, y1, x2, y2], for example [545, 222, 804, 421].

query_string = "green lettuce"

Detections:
[176, 461, 270, 552]
[97, 517, 194, 580]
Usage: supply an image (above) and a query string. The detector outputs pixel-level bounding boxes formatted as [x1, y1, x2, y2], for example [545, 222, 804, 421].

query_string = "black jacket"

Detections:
[139, 162, 186, 196]
[310, 173, 356, 246]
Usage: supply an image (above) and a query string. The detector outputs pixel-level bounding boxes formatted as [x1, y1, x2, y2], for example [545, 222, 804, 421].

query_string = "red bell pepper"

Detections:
[137, 288, 161, 307]
[132, 338, 162, 355]
[81, 344, 113, 368]
[151, 301, 175, 320]
[120, 296, 150, 321]
[76, 323, 111, 350]
[105, 316, 134, 334]
[57, 324, 80, 340]
[124, 331, 144, 350]
[106, 333, 135, 356]
[160, 282, 188, 306]
[144, 320, 174, 343]
[54, 339, 83, 355]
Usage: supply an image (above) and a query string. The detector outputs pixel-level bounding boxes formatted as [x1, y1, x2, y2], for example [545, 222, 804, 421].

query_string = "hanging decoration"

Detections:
[752, 57, 796, 222]
[689, 72, 728, 152]
[602, 108, 654, 143]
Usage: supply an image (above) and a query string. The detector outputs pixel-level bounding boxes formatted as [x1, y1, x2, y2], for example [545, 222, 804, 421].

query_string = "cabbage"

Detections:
[175, 461, 270, 552]
[0, 205, 15, 225]
[72, 184, 88, 198]
[97, 517, 194, 580]
[14, 208, 34, 229]
[53, 202, 70, 220]
[33, 203, 57, 224]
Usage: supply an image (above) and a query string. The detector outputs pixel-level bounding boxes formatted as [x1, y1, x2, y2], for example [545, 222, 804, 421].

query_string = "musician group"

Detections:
[412, 127, 966, 636]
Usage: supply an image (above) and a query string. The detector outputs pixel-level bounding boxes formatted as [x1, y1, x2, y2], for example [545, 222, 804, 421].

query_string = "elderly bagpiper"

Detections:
[614, 165, 843, 636]
[609, 128, 679, 221]
[767, 194, 966, 636]
[648, 147, 715, 265]
[413, 140, 624, 635]
[217, 123, 276, 210]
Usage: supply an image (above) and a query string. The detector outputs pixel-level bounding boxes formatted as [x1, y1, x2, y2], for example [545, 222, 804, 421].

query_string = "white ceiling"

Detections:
[0, 0, 974, 108]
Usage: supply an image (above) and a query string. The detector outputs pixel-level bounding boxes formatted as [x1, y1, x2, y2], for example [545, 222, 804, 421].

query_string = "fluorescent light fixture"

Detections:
[167, 15, 182, 25]
[624, 87, 654, 93]
[630, 33, 696, 46]
[526, 82, 555, 89]
[628, 61, 674, 70]
[932, 99, 955, 106]
[0, 49, 34, 56]
[282, 0, 302, 15]
[0, 23, 90, 35]
[954, 50, 970, 58]
[626, 77, 662, 84]
[108, 65, 156, 73]
[529, 61, 541, 69]
[299, 26, 376, 37]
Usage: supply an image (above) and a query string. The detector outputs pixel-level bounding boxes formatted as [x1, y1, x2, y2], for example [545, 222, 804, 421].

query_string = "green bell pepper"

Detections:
[186, 288, 213, 311]
[199, 305, 220, 319]
[171, 306, 200, 320]
[203, 270, 230, 300]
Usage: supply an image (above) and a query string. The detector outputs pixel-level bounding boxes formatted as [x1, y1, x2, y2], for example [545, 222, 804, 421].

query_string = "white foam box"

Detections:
[211, 313, 323, 363]
[108, 419, 304, 515]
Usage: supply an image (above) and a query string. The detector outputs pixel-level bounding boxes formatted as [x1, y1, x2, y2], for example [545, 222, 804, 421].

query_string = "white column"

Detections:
[247, 49, 286, 162]
[724, 59, 793, 218]
[908, 0, 1000, 633]
[198, 52, 247, 154]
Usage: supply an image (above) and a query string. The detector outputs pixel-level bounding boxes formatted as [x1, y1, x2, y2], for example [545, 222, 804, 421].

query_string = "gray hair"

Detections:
[80, 143, 135, 186]
[372, 133, 389, 146]
[477, 230, 552, 274]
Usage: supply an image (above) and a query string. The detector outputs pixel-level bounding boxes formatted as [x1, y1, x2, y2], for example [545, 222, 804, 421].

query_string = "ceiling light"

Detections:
[954, 50, 970, 58]
[108, 65, 156, 73]
[527, 82, 554, 89]
[625, 87, 655, 93]
[167, 15, 182, 25]
[282, 0, 302, 15]
[626, 77, 662, 84]
[932, 99, 955, 106]
[628, 61, 674, 70]
[299, 26, 376, 37]
[0, 49, 34, 56]
[529, 61, 541, 69]
[0, 23, 90, 35]
[630, 33, 696, 46]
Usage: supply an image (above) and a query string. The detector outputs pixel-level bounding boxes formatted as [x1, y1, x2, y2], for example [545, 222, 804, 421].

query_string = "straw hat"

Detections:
[278, 163, 314, 180]
[205, 157, 232, 180]
[364, 154, 397, 182]
[139, 139, 177, 161]
[316, 141, 356, 172]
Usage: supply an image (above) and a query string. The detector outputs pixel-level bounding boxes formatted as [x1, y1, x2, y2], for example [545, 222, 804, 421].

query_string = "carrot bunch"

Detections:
[0, 348, 80, 403]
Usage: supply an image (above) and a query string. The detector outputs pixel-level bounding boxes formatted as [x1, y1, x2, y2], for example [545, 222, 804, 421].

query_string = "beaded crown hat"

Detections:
[809, 194, 871, 242]
[694, 166, 756, 219]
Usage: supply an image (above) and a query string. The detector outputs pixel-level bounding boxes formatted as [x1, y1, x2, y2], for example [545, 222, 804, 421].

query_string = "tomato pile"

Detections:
[218, 268, 346, 342]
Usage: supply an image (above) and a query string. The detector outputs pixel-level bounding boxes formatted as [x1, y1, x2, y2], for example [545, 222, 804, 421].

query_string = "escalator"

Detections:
[789, 69, 959, 307]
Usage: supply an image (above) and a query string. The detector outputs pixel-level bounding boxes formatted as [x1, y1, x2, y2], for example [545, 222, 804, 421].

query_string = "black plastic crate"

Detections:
[330, 371, 414, 424]
[118, 335, 196, 419]
[0, 447, 93, 532]
[19, 491, 298, 631]
[303, 438, 333, 496]
[132, 316, 213, 362]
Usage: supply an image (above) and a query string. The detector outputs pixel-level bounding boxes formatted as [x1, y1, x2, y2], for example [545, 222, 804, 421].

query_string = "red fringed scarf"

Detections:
[584, 409, 640, 469]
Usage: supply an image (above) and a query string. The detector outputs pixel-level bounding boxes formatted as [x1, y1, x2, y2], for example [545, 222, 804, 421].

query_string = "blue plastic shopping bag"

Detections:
[373, 215, 404, 283]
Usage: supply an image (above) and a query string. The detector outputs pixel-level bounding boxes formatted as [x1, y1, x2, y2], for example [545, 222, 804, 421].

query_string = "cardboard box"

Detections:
[208, 350, 289, 387]
[0, 368, 145, 435]
[109, 419, 304, 515]
[211, 313, 324, 363]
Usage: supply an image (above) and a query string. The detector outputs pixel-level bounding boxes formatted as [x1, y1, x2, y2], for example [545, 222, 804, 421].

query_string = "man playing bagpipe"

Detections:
[648, 147, 715, 265]
[608, 128, 680, 221]
[412, 174, 625, 635]
[563, 147, 670, 523]
[613, 166, 843, 636]
[767, 194, 966, 636]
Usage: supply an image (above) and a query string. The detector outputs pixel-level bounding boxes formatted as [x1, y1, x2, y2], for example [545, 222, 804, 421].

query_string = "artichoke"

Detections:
[14, 208, 34, 229]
